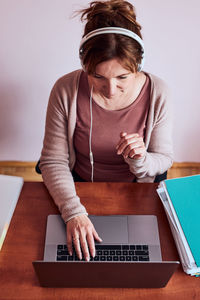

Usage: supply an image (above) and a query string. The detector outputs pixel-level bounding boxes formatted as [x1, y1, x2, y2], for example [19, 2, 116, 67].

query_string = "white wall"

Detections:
[0, 0, 199, 162]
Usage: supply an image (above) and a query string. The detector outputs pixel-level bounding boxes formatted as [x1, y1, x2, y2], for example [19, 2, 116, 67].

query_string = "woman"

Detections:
[40, 0, 173, 261]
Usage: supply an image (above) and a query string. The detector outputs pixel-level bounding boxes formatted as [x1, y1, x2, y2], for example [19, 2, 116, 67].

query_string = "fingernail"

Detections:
[121, 132, 127, 137]
[92, 249, 96, 257]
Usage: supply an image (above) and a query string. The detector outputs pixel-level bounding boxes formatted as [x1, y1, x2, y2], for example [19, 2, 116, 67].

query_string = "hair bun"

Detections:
[79, 0, 142, 37]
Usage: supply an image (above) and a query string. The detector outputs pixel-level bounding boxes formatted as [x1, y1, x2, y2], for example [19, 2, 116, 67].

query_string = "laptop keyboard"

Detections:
[56, 244, 149, 262]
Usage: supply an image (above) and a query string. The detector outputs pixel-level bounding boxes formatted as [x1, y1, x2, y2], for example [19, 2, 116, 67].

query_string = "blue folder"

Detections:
[164, 175, 200, 268]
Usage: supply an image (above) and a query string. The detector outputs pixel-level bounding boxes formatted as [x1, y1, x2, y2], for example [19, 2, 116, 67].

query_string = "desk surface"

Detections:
[0, 182, 199, 300]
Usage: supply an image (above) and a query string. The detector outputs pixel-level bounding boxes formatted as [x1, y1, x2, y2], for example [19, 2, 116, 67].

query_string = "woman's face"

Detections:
[87, 58, 136, 100]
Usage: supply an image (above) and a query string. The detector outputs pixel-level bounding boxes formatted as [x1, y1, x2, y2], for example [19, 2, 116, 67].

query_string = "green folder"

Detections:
[164, 175, 200, 267]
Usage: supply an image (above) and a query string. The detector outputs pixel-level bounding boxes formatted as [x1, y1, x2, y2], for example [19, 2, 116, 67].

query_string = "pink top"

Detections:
[74, 72, 151, 182]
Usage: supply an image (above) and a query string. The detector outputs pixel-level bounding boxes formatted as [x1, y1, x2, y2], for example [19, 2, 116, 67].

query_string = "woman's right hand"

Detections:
[66, 214, 102, 261]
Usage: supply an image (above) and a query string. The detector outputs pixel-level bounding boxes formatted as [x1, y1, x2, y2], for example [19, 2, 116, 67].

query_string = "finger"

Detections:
[73, 237, 82, 260]
[128, 146, 146, 159]
[116, 133, 140, 151]
[87, 228, 103, 258]
[117, 136, 142, 155]
[116, 132, 126, 150]
[86, 233, 96, 258]
[66, 228, 73, 256]
[119, 132, 139, 139]
[133, 153, 144, 159]
[121, 133, 139, 139]
[80, 234, 90, 261]
[122, 139, 144, 158]
[120, 132, 127, 138]
[93, 228, 103, 243]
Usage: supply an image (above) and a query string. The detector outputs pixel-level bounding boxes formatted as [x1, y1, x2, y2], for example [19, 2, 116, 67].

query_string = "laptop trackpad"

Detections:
[127, 215, 160, 245]
[89, 215, 128, 244]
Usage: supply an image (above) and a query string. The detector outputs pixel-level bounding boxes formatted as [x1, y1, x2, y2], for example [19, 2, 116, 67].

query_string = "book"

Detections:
[0, 175, 24, 250]
[157, 174, 200, 276]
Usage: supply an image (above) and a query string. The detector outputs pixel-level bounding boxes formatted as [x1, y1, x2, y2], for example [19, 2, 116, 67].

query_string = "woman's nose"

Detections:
[104, 80, 117, 96]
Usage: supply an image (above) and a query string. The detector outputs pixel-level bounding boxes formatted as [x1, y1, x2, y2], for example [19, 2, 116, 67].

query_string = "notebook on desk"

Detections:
[157, 174, 200, 276]
[33, 214, 179, 288]
[0, 174, 23, 250]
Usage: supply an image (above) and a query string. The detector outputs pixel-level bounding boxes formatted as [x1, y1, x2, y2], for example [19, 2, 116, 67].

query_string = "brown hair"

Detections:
[78, 0, 143, 74]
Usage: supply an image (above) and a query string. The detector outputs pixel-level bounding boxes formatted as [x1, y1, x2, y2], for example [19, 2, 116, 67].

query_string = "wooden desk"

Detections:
[0, 182, 199, 300]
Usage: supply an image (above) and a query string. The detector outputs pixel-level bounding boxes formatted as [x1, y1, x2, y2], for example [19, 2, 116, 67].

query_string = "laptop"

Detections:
[0, 175, 23, 250]
[33, 214, 179, 288]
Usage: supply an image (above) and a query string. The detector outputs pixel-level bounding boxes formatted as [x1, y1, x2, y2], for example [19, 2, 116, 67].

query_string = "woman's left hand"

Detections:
[116, 132, 146, 159]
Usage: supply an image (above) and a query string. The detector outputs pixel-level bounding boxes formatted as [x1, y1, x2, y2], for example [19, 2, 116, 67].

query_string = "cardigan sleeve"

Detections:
[124, 76, 173, 182]
[40, 76, 88, 222]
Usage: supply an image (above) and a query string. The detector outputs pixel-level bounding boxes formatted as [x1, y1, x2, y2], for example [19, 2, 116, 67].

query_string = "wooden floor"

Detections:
[0, 161, 200, 181]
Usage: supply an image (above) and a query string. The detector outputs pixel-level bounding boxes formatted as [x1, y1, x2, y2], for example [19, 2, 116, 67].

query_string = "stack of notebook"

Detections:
[157, 174, 200, 277]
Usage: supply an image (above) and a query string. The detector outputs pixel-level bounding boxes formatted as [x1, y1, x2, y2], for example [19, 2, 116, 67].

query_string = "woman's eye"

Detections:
[94, 74, 103, 79]
[118, 76, 127, 79]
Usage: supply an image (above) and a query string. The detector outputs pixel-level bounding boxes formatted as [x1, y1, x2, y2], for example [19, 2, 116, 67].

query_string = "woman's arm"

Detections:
[117, 77, 173, 182]
[40, 75, 88, 222]
[40, 73, 102, 260]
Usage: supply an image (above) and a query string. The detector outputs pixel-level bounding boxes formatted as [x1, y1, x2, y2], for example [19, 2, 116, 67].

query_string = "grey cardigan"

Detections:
[40, 69, 173, 222]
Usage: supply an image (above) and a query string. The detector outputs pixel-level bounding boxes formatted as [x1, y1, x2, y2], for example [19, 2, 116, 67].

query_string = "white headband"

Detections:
[79, 27, 145, 71]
